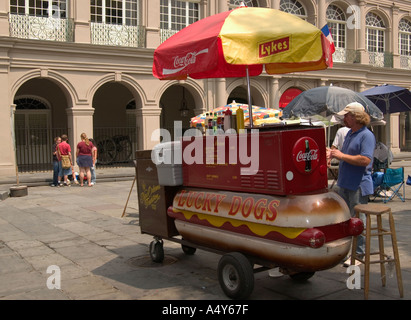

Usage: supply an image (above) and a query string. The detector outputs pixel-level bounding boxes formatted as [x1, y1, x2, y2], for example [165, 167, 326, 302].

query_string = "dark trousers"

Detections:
[53, 160, 60, 185]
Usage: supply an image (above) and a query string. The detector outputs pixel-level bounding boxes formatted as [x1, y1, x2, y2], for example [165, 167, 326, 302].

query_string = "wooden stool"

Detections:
[351, 203, 403, 299]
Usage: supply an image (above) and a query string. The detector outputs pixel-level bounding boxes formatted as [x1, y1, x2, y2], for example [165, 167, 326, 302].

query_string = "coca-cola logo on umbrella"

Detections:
[163, 49, 209, 76]
[292, 137, 320, 174]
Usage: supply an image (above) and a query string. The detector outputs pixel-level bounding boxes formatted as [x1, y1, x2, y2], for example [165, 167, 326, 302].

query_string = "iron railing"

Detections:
[369, 51, 393, 68]
[400, 55, 411, 70]
[333, 48, 361, 64]
[15, 127, 68, 172]
[160, 28, 178, 43]
[9, 14, 74, 42]
[93, 127, 138, 167]
[14, 127, 137, 172]
[91, 23, 146, 47]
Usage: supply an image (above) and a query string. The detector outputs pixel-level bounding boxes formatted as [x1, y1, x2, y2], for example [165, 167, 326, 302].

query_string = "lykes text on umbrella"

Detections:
[259, 36, 290, 58]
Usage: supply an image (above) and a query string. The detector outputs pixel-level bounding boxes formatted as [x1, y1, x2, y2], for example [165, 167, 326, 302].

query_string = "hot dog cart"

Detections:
[135, 124, 363, 299]
[145, 6, 360, 299]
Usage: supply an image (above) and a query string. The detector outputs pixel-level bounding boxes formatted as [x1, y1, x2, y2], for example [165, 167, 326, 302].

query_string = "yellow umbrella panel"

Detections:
[220, 8, 325, 69]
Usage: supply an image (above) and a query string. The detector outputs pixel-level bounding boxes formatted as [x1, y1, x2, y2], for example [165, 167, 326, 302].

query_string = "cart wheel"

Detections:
[217, 252, 254, 300]
[149, 240, 164, 263]
[289, 272, 315, 282]
[97, 136, 117, 165]
[181, 244, 196, 255]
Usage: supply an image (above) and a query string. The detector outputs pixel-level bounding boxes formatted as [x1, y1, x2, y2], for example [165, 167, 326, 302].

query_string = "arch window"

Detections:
[399, 18, 411, 56]
[326, 5, 346, 49]
[14, 97, 51, 147]
[229, 0, 260, 8]
[279, 0, 306, 20]
[15, 97, 48, 110]
[366, 12, 385, 53]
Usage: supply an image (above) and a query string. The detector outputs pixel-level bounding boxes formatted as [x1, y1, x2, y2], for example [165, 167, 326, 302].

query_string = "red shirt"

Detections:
[77, 141, 94, 156]
[58, 141, 71, 160]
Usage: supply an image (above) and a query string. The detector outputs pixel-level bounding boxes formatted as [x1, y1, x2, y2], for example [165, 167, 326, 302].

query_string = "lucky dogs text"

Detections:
[176, 190, 279, 222]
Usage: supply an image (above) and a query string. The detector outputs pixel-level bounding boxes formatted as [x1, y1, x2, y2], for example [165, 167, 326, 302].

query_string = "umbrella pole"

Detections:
[327, 125, 331, 147]
[386, 98, 391, 166]
[246, 66, 253, 128]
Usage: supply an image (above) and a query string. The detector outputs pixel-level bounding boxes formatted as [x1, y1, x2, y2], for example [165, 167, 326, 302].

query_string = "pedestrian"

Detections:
[51, 136, 61, 187]
[331, 126, 350, 150]
[66, 138, 79, 184]
[76, 133, 94, 187]
[89, 138, 97, 185]
[327, 102, 376, 266]
[327, 126, 350, 167]
[57, 134, 73, 186]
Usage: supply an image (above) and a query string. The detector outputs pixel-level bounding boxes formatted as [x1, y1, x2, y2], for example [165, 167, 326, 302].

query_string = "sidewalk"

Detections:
[0, 154, 410, 301]
[0, 166, 135, 200]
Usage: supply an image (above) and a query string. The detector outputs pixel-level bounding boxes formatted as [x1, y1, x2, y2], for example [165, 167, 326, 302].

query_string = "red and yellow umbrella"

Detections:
[153, 6, 333, 126]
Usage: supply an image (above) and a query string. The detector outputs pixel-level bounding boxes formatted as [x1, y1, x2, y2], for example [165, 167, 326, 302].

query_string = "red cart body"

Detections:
[182, 126, 328, 195]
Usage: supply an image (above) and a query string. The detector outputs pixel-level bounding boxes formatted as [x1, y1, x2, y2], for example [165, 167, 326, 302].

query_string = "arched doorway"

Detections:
[227, 85, 265, 107]
[227, 87, 248, 104]
[92, 82, 139, 165]
[160, 84, 195, 140]
[13, 78, 69, 172]
[279, 87, 303, 109]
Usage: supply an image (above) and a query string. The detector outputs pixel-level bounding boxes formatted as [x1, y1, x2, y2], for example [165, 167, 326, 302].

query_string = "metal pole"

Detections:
[246, 66, 253, 128]
[386, 97, 391, 163]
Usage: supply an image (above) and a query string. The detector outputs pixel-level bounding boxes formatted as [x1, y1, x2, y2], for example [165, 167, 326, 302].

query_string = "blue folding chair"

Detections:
[374, 167, 406, 203]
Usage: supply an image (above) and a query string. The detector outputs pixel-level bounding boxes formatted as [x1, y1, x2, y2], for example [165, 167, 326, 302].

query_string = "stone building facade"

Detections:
[0, 0, 410, 175]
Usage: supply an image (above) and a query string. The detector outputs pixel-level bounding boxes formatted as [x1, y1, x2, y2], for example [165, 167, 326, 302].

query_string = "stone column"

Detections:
[72, 0, 91, 43]
[391, 3, 400, 69]
[136, 107, 162, 150]
[271, 0, 280, 9]
[319, 79, 328, 87]
[358, 81, 366, 92]
[215, 78, 227, 108]
[0, 104, 17, 177]
[357, 1, 368, 64]
[0, 0, 9, 36]
[144, 0, 161, 49]
[66, 107, 95, 168]
[318, 0, 327, 30]
[390, 113, 400, 153]
[218, 0, 228, 13]
[269, 77, 280, 108]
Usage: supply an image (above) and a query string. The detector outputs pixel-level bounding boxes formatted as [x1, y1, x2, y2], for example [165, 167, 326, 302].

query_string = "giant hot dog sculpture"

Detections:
[167, 188, 362, 272]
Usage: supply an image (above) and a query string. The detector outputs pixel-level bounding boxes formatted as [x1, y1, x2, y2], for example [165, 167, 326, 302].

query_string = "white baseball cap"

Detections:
[337, 102, 365, 116]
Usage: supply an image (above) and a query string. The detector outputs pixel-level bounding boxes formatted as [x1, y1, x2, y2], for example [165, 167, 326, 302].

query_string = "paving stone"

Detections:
[0, 271, 44, 298]
[1, 287, 70, 300]
[24, 252, 74, 271]
[0, 253, 33, 274]
[61, 275, 121, 300]
[54, 242, 113, 261]
[57, 221, 105, 236]
[0, 171, 410, 301]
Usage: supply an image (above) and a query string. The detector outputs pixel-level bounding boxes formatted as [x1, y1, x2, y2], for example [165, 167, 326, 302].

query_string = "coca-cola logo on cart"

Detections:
[292, 137, 320, 174]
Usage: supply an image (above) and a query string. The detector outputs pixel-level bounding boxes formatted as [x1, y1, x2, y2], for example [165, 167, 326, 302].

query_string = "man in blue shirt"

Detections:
[327, 102, 376, 266]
